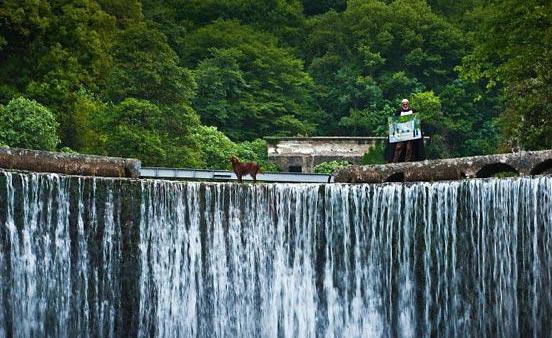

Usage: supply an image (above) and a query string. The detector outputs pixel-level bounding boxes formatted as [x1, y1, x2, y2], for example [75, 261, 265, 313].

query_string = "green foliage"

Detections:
[314, 160, 350, 174]
[0, 0, 118, 148]
[189, 20, 317, 140]
[409, 91, 448, 159]
[192, 126, 279, 171]
[102, 98, 202, 167]
[459, 0, 552, 151]
[411, 91, 443, 133]
[362, 144, 385, 165]
[97, 0, 143, 26]
[425, 134, 450, 160]
[302, 0, 347, 16]
[462, 120, 499, 156]
[106, 24, 196, 104]
[437, 80, 498, 156]
[427, 0, 477, 19]
[273, 115, 314, 137]
[1, 0, 549, 168]
[0, 97, 60, 151]
[151, 0, 305, 43]
[70, 90, 108, 153]
[303, 0, 468, 139]
[338, 106, 390, 136]
[60, 146, 78, 154]
[236, 139, 280, 172]
[192, 126, 237, 169]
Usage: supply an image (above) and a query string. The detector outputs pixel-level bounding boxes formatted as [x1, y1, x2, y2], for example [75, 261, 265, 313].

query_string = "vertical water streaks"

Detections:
[0, 172, 123, 337]
[138, 181, 203, 338]
[138, 177, 552, 338]
[2, 173, 72, 337]
[138, 183, 322, 337]
[0, 170, 551, 337]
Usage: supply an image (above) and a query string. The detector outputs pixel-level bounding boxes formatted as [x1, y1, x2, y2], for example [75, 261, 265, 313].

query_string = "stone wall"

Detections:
[266, 137, 386, 173]
[334, 149, 552, 183]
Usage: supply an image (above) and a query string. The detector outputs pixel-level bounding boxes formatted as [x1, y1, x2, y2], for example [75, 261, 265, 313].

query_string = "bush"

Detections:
[313, 160, 350, 174]
[425, 134, 450, 160]
[192, 125, 237, 169]
[0, 97, 60, 151]
[192, 126, 280, 171]
[236, 139, 280, 172]
[361, 144, 385, 165]
[60, 146, 78, 154]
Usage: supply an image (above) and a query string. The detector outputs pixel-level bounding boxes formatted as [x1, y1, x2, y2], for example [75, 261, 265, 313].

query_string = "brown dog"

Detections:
[230, 156, 260, 183]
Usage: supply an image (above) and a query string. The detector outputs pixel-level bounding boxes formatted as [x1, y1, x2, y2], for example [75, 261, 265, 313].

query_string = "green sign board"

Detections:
[388, 115, 422, 143]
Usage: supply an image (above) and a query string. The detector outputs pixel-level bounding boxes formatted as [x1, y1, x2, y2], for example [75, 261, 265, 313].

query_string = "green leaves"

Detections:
[314, 160, 350, 174]
[0, 97, 60, 151]
[304, 0, 466, 138]
[101, 99, 202, 167]
[459, 0, 552, 151]
[192, 126, 279, 171]
[106, 24, 196, 105]
[1, 0, 548, 167]
[338, 106, 390, 137]
[188, 20, 317, 140]
[0, 0, 117, 148]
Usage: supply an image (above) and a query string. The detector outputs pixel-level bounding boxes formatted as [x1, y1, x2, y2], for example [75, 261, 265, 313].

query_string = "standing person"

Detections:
[384, 99, 426, 163]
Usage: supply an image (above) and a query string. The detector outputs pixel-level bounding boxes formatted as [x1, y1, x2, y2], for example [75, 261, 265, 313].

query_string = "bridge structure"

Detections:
[334, 149, 552, 183]
[1, 147, 551, 184]
[0, 147, 333, 183]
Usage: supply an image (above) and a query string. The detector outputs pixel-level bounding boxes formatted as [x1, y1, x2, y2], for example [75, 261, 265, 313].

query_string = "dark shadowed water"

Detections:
[0, 171, 551, 337]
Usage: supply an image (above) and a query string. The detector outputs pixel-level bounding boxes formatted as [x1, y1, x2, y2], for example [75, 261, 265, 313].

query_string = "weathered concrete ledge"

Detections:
[0, 147, 141, 178]
[334, 149, 552, 183]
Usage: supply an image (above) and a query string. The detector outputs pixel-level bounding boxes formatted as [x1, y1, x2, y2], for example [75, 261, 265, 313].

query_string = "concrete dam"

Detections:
[0, 169, 551, 337]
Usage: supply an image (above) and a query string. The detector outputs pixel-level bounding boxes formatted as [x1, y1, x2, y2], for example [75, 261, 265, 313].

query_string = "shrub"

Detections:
[192, 125, 237, 169]
[192, 126, 280, 171]
[0, 97, 60, 151]
[236, 139, 280, 172]
[362, 144, 385, 165]
[313, 160, 350, 174]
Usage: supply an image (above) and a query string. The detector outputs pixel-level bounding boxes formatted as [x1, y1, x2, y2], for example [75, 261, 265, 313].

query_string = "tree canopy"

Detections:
[0, 0, 550, 168]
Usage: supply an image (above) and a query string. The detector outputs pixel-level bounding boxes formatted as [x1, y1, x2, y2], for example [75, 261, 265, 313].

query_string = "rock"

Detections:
[0, 147, 141, 178]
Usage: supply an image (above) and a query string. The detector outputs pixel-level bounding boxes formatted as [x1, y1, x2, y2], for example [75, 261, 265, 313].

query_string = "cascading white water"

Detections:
[1, 170, 551, 337]
[0, 172, 123, 337]
[138, 177, 552, 338]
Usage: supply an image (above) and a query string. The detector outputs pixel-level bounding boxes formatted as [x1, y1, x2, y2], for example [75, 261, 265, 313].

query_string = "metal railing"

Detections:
[140, 167, 334, 183]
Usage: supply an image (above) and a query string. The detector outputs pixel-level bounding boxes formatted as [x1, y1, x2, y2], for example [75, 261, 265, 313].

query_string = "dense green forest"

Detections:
[0, 0, 550, 169]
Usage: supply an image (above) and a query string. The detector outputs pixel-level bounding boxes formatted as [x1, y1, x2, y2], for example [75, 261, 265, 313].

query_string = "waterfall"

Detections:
[1, 170, 551, 337]
[0, 172, 125, 337]
[137, 178, 552, 337]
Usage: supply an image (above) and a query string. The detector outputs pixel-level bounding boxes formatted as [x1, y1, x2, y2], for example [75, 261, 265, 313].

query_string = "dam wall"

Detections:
[0, 170, 551, 337]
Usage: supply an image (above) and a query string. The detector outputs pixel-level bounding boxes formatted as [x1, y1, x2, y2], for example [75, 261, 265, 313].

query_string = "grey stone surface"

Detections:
[334, 149, 552, 183]
[0, 147, 141, 178]
[266, 136, 387, 173]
